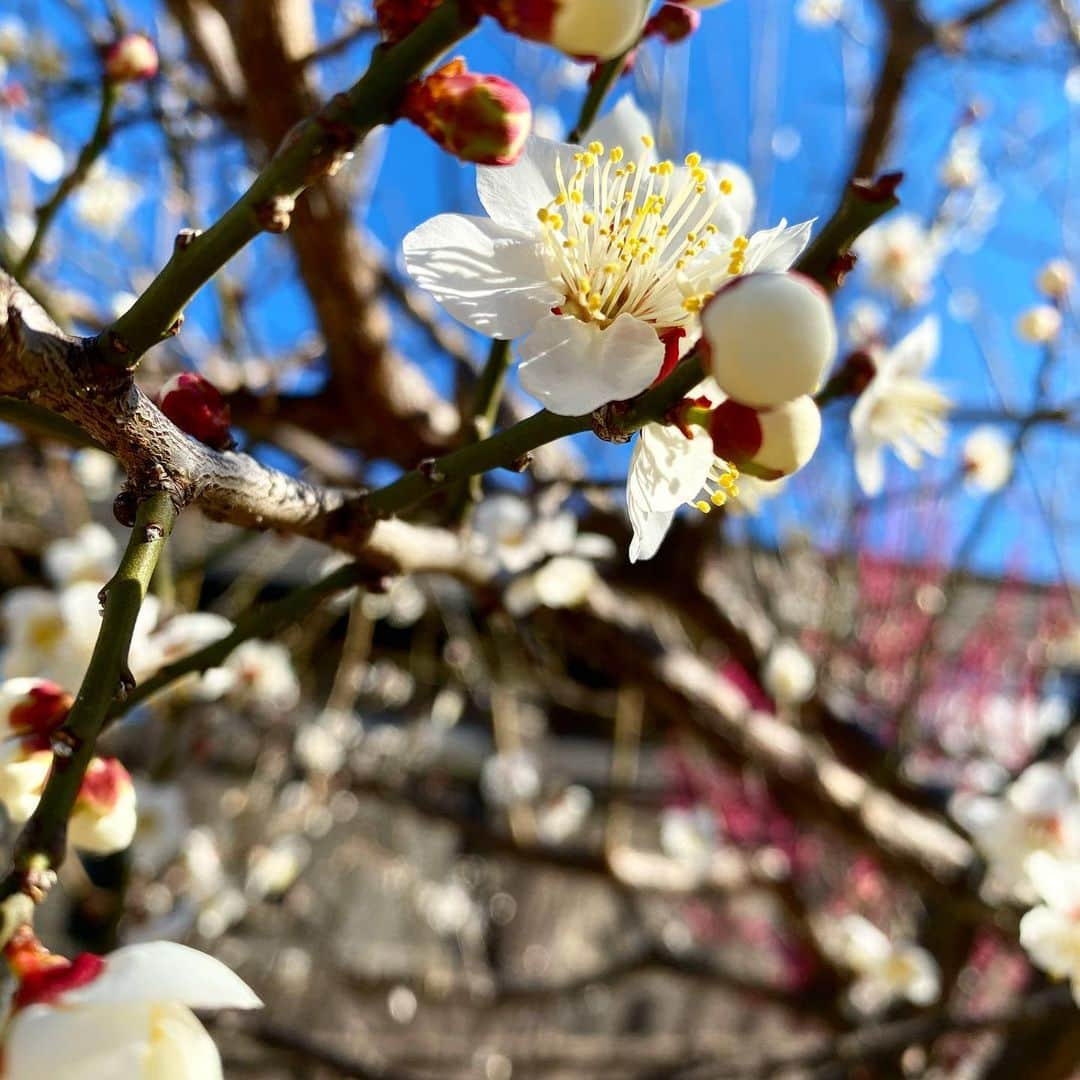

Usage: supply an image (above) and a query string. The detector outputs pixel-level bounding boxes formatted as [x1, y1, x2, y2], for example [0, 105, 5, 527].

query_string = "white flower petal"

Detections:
[63, 942, 262, 1010]
[586, 96, 657, 165]
[403, 213, 557, 339]
[519, 312, 663, 415]
[628, 423, 716, 513]
[707, 160, 756, 234]
[743, 218, 815, 273]
[854, 442, 885, 496]
[887, 316, 940, 378]
[476, 135, 580, 232]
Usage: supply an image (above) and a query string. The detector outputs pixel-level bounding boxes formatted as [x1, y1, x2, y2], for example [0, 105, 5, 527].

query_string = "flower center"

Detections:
[535, 138, 744, 331]
[691, 460, 740, 514]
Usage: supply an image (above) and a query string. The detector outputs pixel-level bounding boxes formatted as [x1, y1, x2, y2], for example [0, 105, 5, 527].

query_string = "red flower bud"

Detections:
[104, 32, 159, 83]
[646, 4, 701, 43]
[373, 0, 441, 43]
[157, 372, 234, 450]
[402, 58, 531, 166]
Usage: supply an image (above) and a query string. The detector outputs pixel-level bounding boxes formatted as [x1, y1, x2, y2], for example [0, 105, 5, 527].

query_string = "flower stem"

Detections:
[568, 52, 632, 144]
[4, 492, 177, 886]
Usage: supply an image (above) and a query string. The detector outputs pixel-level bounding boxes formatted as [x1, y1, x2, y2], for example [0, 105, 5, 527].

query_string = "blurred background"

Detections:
[0, 0, 1079, 1076]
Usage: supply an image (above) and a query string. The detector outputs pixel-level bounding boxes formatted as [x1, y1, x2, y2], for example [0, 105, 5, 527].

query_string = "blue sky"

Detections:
[4, 0, 1077, 583]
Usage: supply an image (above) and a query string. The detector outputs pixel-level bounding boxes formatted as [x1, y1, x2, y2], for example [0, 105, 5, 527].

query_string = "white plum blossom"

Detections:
[829, 915, 941, 1014]
[43, 523, 118, 587]
[71, 449, 118, 502]
[136, 612, 235, 703]
[245, 836, 310, 901]
[1038, 258, 1074, 299]
[1019, 852, 1080, 1001]
[850, 317, 951, 496]
[1, 940, 262, 1079]
[470, 492, 613, 575]
[659, 804, 719, 876]
[856, 214, 942, 306]
[0, 124, 64, 182]
[0, 748, 137, 855]
[72, 161, 143, 236]
[762, 640, 816, 706]
[2, 583, 160, 692]
[537, 784, 592, 842]
[845, 299, 886, 349]
[506, 554, 600, 614]
[481, 750, 541, 807]
[940, 128, 983, 189]
[950, 761, 1080, 902]
[131, 781, 190, 874]
[1016, 304, 1062, 343]
[223, 639, 300, 711]
[404, 96, 811, 417]
[797, 0, 844, 27]
[0, 17, 27, 63]
[962, 425, 1013, 493]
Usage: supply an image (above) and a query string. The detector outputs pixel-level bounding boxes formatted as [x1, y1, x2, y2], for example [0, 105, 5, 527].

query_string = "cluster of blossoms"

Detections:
[1015, 257, 1071, 345]
[951, 752, 1080, 998]
[405, 96, 835, 559]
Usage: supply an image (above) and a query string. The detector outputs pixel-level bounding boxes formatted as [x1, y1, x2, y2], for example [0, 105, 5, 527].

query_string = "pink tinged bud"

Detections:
[402, 58, 532, 166]
[646, 4, 701, 43]
[709, 396, 821, 480]
[157, 372, 234, 450]
[71, 757, 137, 854]
[104, 32, 159, 83]
[480, 0, 650, 61]
[701, 272, 837, 410]
[2, 679, 72, 738]
[77, 757, 132, 814]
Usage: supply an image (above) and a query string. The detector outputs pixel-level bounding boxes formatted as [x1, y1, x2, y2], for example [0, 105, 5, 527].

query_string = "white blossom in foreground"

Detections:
[1016, 304, 1062, 344]
[404, 96, 811, 416]
[1038, 258, 1074, 299]
[2, 939, 261, 1079]
[1019, 852, 1080, 1001]
[762, 640, 816, 706]
[962, 425, 1013, 493]
[850, 317, 950, 496]
[42, 523, 118, 587]
[856, 214, 942, 306]
[950, 762, 1080, 901]
[830, 915, 940, 1014]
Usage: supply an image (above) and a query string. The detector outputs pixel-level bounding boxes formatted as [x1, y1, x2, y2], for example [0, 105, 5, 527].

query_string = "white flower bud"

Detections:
[762, 641, 816, 705]
[748, 395, 822, 478]
[701, 272, 837, 409]
[1016, 305, 1062, 344]
[962, 425, 1013, 493]
[1037, 258, 1074, 300]
[551, 0, 650, 57]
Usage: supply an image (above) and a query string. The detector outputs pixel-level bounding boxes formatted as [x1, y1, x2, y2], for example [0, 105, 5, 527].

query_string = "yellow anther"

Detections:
[685, 152, 702, 167]
[563, 238, 577, 249]
[695, 185, 706, 195]
[691, 167, 706, 184]
[658, 225, 669, 237]
[587, 292, 604, 312]
[658, 161, 675, 176]
[570, 190, 583, 204]
[610, 146, 624, 163]
[694, 500, 711, 514]
[588, 141, 604, 156]
[555, 192, 567, 206]
[625, 162, 637, 173]
[537, 208, 549, 223]
[706, 223, 719, 234]
[547, 212, 563, 230]
[719, 179, 733, 195]
[603, 262, 619, 273]
[710, 492, 728, 507]
[676, 259, 686, 270]
[728, 484, 740, 498]
[582, 212, 595, 225]
[733, 235, 749, 250]
[641, 134, 654, 148]
[686, 232, 697, 243]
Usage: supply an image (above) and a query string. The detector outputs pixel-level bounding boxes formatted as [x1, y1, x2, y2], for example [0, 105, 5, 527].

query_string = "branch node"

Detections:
[591, 401, 634, 444]
[112, 490, 138, 527]
[48, 729, 81, 759]
[257, 195, 297, 234]
[507, 453, 533, 473]
[418, 457, 447, 484]
[173, 228, 202, 252]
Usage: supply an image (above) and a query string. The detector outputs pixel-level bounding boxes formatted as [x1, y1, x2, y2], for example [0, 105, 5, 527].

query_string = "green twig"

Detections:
[568, 52, 632, 143]
[3, 492, 177, 888]
[14, 79, 118, 279]
[95, 0, 474, 368]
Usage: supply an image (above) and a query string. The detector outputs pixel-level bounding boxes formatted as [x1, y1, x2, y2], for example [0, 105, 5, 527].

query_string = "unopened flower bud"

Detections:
[646, 4, 701, 42]
[1037, 258, 1074, 300]
[479, 0, 650, 61]
[402, 58, 531, 166]
[709, 396, 821, 480]
[104, 32, 158, 83]
[962, 425, 1013, 493]
[374, 0, 441, 42]
[157, 372, 234, 450]
[701, 273, 837, 409]
[0, 679, 72, 740]
[1015, 305, 1062, 344]
[71, 757, 137, 855]
[762, 640, 816, 706]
